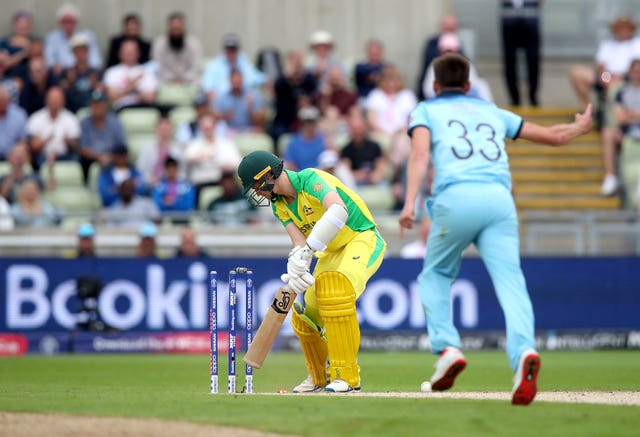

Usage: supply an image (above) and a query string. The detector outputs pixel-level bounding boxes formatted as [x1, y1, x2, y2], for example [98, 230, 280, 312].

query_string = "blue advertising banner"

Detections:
[1, 257, 639, 335]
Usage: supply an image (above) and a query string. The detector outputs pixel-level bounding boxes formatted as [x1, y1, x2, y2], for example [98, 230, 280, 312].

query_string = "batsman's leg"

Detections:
[316, 271, 360, 391]
[291, 301, 328, 392]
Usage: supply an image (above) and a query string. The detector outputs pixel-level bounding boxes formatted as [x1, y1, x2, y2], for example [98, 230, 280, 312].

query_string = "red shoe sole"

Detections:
[512, 354, 541, 406]
[431, 359, 467, 391]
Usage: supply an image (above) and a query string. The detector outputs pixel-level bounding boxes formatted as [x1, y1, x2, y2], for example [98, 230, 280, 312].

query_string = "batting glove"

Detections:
[286, 245, 314, 279]
[281, 272, 315, 294]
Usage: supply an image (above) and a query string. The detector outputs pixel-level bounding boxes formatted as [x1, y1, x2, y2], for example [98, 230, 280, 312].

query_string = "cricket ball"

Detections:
[420, 381, 432, 392]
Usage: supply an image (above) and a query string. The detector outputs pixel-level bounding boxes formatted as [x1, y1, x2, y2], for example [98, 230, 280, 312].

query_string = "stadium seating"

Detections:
[126, 132, 156, 162]
[169, 105, 196, 127]
[118, 108, 160, 136]
[157, 83, 198, 106]
[40, 161, 84, 187]
[356, 185, 395, 211]
[44, 186, 101, 213]
[234, 132, 273, 156]
[198, 186, 223, 210]
[620, 136, 640, 210]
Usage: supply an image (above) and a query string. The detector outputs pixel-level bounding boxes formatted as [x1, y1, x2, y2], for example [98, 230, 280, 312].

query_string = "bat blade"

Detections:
[243, 286, 297, 369]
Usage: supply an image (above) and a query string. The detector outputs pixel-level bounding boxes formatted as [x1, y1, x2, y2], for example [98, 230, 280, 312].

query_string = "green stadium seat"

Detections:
[44, 187, 101, 213]
[118, 108, 160, 135]
[169, 105, 196, 127]
[234, 132, 273, 156]
[198, 186, 223, 210]
[157, 83, 198, 106]
[356, 185, 395, 211]
[127, 133, 156, 162]
[40, 161, 84, 187]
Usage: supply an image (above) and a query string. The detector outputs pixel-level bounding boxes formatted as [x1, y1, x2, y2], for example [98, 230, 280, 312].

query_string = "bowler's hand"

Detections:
[398, 205, 415, 238]
[575, 104, 593, 134]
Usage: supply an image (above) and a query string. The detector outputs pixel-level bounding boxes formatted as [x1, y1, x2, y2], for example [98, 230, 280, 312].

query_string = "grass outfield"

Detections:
[1, 350, 639, 436]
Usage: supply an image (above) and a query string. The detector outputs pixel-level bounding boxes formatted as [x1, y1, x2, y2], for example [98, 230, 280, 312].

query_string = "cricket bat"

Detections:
[243, 285, 297, 369]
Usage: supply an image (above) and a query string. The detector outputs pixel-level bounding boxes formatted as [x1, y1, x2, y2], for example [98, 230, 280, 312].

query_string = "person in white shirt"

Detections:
[569, 15, 640, 108]
[184, 113, 241, 203]
[151, 12, 202, 85]
[365, 65, 417, 139]
[104, 39, 158, 110]
[26, 86, 80, 169]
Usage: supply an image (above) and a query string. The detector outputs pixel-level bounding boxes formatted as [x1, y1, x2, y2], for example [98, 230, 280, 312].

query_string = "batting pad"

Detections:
[292, 303, 329, 387]
[316, 271, 361, 388]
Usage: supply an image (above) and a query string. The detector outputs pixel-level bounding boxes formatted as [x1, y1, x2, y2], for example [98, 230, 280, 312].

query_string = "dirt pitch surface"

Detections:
[2, 391, 639, 436]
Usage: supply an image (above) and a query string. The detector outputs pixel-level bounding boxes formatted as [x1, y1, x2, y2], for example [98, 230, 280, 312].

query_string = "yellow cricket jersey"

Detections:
[271, 169, 380, 253]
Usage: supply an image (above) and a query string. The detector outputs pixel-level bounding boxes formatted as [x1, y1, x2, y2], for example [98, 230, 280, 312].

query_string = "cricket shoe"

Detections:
[429, 347, 467, 391]
[292, 375, 325, 393]
[324, 379, 361, 393]
[511, 349, 541, 406]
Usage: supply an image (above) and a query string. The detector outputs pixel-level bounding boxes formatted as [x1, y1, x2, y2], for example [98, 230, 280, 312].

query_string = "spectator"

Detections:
[354, 39, 387, 99]
[184, 113, 242, 202]
[214, 69, 266, 134]
[0, 10, 35, 74]
[175, 91, 227, 145]
[400, 216, 431, 259]
[152, 12, 202, 85]
[569, 15, 640, 108]
[500, 0, 542, 106]
[422, 33, 492, 102]
[416, 12, 463, 100]
[97, 144, 147, 207]
[317, 148, 356, 189]
[269, 49, 318, 152]
[11, 178, 58, 227]
[0, 194, 14, 230]
[306, 30, 346, 85]
[19, 55, 59, 115]
[206, 170, 255, 226]
[106, 13, 151, 68]
[0, 84, 28, 159]
[318, 65, 359, 145]
[137, 115, 183, 185]
[44, 3, 102, 74]
[58, 33, 102, 113]
[102, 178, 159, 227]
[340, 111, 386, 186]
[26, 87, 80, 170]
[135, 221, 158, 257]
[202, 33, 267, 103]
[284, 106, 327, 171]
[609, 59, 640, 200]
[103, 39, 158, 111]
[75, 222, 96, 257]
[0, 143, 47, 203]
[10, 36, 44, 84]
[0, 50, 23, 103]
[255, 46, 282, 82]
[151, 156, 195, 214]
[175, 226, 205, 257]
[366, 65, 417, 140]
[78, 90, 126, 184]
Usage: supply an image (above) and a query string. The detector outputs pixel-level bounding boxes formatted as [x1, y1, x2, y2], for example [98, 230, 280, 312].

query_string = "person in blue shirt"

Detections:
[152, 156, 195, 213]
[284, 106, 326, 171]
[398, 53, 593, 406]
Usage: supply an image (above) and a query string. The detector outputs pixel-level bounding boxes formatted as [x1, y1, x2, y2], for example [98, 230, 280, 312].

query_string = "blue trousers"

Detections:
[419, 182, 534, 371]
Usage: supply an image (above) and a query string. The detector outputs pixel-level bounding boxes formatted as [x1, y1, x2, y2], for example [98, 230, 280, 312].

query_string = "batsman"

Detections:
[238, 150, 386, 393]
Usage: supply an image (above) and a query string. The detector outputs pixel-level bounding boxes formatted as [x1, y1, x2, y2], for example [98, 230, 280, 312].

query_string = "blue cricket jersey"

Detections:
[408, 90, 524, 196]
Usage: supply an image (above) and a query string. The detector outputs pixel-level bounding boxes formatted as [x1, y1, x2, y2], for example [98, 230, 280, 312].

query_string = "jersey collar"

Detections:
[436, 90, 466, 98]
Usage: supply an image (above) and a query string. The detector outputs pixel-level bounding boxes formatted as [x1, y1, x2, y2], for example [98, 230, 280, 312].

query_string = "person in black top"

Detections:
[106, 13, 151, 68]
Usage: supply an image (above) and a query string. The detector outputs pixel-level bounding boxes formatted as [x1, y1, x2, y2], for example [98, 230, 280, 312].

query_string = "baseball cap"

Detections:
[318, 149, 339, 170]
[112, 144, 129, 155]
[222, 33, 240, 49]
[70, 33, 89, 49]
[139, 221, 157, 238]
[77, 223, 95, 238]
[193, 91, 208, 106]
[298, 106, 320, 122]
[310, 30, 334, 46]
[89, 89, 107, 103]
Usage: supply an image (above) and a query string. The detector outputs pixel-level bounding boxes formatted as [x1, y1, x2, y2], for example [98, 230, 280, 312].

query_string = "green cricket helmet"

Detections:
[237, 150, 284, 206]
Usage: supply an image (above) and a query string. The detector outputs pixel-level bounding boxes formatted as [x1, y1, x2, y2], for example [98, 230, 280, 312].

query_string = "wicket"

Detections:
[209, 268, 254, 394]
